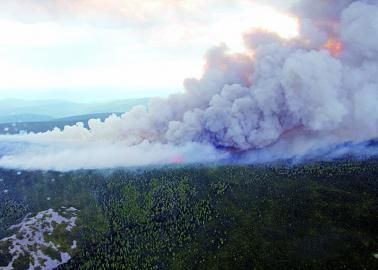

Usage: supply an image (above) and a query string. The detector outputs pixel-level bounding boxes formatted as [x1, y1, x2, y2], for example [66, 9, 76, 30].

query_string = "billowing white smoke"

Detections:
[0, 0, 377, 171]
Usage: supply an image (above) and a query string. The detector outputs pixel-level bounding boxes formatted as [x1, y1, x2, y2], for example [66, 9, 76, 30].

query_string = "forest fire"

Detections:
[0, 0, 377, 171]
[173, 155, 185, 164]
[324, 38, 343, 57]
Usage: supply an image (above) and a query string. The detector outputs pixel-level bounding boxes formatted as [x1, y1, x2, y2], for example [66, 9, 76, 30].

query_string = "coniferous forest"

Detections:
[0, 160, 377, 269]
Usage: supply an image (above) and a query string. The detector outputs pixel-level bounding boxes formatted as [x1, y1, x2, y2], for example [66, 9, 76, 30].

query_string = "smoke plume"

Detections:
[0, 0, 377, 171]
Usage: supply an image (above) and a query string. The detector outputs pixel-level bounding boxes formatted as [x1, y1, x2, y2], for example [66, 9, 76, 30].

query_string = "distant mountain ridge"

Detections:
[0, 114, 54, 124]
[0, 98, 149, 123]
[0, 112, 124, 135]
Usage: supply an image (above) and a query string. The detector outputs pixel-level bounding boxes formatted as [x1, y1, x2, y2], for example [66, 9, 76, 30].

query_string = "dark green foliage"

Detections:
[12, 253, 32, 269]
[44, 223, 76, 253]
[41, 246, 62, 262]
[1, 160, 378, 269]
[0, 239, 12, 267]
[0, 199, 28, 238]
[62, 175, 214, 269]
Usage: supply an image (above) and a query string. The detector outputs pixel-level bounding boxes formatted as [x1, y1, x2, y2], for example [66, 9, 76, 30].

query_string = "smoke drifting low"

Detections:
[0, 0, 377, 171]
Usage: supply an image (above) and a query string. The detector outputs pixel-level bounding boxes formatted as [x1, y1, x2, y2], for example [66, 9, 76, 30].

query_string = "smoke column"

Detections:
[0, 0, 377, 171]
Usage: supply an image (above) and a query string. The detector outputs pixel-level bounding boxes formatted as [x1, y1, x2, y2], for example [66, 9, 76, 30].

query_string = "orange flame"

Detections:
[324, 38, 343, 57]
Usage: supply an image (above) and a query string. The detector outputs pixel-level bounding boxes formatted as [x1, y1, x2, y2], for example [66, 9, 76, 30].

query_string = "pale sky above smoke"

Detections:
[0, 0, 298, 101]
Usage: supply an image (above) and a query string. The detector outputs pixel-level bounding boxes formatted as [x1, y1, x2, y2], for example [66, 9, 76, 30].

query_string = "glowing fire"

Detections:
[324, 38, 343, 57]
[173, 155, 185, 164]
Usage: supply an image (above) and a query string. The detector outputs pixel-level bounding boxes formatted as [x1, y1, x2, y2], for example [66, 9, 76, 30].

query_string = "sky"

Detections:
[0, 0, 299, 102]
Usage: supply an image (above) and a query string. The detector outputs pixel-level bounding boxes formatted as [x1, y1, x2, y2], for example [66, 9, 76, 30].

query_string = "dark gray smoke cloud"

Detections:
[0, 0, 377, 171]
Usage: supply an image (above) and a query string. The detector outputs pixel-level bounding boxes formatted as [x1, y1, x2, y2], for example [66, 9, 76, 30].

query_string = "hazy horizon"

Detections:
[0, 88, 166, 103]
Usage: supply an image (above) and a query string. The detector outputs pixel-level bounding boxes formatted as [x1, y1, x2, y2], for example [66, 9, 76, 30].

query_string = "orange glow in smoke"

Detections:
[324, 38, 343, 57]
[173, 155, 185, 164]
